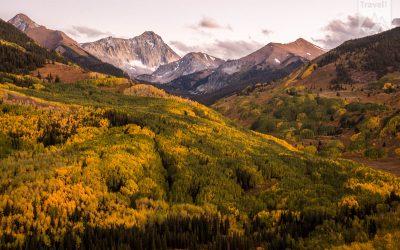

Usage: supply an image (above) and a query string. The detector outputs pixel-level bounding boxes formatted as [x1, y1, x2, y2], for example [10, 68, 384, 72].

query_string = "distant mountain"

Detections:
[136, 52, 224, 83]
[8, 14, 126, 77]
[193, 38, 325, 94]
[0, 18, 65, 74]
[81, 32, 181, 77]
[156, 38, 325, 104]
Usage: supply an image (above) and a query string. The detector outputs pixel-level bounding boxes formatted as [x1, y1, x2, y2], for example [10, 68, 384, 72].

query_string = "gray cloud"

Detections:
[170, 40, 263, 60]
[314, 15, 385, 49]
[393, 18, 400, 27]
[67, 25, 112, 38]
[199, 17, 221, 29]
[190, 17, 232, 31]
[261, 29, 272, 36]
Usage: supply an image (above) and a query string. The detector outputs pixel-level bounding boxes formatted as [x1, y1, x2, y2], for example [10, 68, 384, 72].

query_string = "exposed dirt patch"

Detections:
[31, 63, 105, 83]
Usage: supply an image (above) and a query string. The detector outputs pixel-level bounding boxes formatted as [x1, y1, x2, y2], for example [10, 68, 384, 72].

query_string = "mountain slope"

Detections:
[81, 32, 181, 77]
[316, 26, 400, 85]
[0, 18, 66, 74]
[8, 14, 126, 77]
[213, 27, 400, 172]
[136, 52, 224, 83]
[0, 80, 399, 249]
[157, 38, 325, 104]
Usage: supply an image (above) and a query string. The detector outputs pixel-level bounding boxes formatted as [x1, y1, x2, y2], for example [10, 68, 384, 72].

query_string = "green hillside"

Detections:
[0, 19, 66, 74]
[213, 27, 400, 170]
[0, 79, 399, 249]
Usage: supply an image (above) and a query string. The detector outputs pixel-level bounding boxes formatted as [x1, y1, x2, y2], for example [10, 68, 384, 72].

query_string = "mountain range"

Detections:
[6, 13, 327, 102]
[159, 38, 325, 104]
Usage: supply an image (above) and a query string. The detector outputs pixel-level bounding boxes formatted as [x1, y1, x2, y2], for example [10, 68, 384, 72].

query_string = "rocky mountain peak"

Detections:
[183, 52, 221, 63]
[8, 13, 41, 32]
[82, 32, 181, 77]
[138, 31, 160, 39]
[136, 52, 224, 84]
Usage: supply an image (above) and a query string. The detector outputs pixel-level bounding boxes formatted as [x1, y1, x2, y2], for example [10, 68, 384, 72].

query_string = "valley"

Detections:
[0, 9, 399, 250]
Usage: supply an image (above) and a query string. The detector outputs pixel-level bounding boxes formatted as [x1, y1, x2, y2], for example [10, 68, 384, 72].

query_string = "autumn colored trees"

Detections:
[0, 82, 399, 249]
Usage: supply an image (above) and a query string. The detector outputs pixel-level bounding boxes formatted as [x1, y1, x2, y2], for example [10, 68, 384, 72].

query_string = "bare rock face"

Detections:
[8, 13, 40, 32]
[136, 52, 224, 83]
[81, 32, 181, 77]
[8, 14, 125, 77]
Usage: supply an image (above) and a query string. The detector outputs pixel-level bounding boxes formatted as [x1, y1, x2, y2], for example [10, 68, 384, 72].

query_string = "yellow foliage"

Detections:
[346, 178, 394, 196]
[383, 82, 395, 90]
[124, 124, 155, 138]
[336, 108, 347, 116]
[0, 39, 26, 52]
[301, 64, 317, 79]
[254, 131, 299, 152]
[78, 77, 128, 87]
[339, 196, 359, 209]
[350, 133, 361, 142]
[120, 180, 139, 196]
[123, 84, 168, 98]
[395, 148, 400, 157]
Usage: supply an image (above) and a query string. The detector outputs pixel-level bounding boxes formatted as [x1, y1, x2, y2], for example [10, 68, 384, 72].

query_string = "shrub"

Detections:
[394, 148, 400, 156]
[319, 140, 345, 157]
[364, 147, 386, 159]
[304, 145, 317, 155]
[383, 82, 395, 93]
[300, 129, 315, 139]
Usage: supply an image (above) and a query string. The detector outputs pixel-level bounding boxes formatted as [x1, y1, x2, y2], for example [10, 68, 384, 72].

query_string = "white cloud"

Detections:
[67, 25, 112, 38]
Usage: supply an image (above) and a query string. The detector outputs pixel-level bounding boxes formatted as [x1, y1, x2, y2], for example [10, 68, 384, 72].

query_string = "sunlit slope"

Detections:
[0, 82, 399, 249]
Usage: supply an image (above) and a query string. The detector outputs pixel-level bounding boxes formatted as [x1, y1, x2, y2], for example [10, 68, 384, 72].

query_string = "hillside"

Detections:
[285, 27, 400, 92]
[0, 77, 399, 249]
[213, 28, 400, 175]
[8, 14, 126, 77]
[316, 27, 400, 82]
[0, 19, 66, 74]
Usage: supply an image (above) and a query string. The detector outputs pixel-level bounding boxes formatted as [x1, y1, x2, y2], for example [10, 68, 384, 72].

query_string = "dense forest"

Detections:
[0, 19, 67, 74]
[248, 89, 400, 160]
[0, 77, 399, 249]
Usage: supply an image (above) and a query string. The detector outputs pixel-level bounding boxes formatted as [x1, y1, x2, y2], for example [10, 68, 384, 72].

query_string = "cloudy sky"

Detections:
[1, 0, 399, 59]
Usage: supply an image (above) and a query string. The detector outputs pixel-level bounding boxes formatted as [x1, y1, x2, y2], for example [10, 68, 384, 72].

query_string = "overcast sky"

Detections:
[1, 0, 399, 59]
